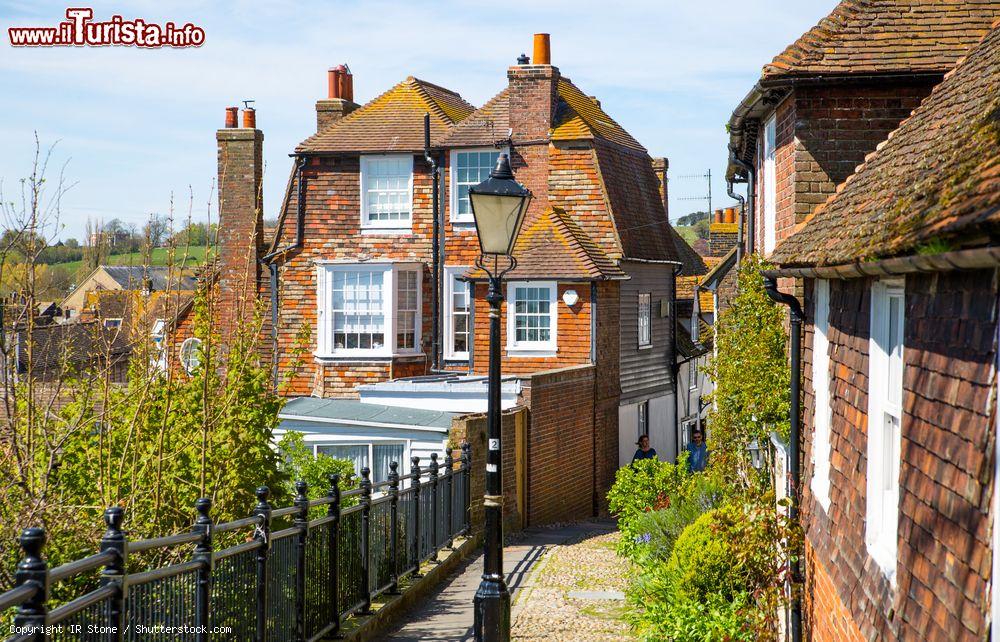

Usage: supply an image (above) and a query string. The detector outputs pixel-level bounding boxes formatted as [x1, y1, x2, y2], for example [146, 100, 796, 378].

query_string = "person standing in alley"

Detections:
[631, 434, 657, 464]
[687, 428, 708, 472]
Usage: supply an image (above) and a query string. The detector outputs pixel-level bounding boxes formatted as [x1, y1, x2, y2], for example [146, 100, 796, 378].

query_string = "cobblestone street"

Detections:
[378, 521, 634, 641]
[511, 523, 634, 641]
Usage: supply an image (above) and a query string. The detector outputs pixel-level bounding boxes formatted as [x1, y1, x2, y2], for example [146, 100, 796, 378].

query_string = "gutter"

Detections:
[670, 263, 682, 451]
[763, 246, 1000, 280]
[762, 276, 803, 642]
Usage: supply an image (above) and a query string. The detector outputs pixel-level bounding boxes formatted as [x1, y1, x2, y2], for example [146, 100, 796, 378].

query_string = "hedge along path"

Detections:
[511, 521, 635, 641]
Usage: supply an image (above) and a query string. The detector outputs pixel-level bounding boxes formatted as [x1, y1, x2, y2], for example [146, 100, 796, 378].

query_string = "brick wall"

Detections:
[470, 282, 593, 377]
[450, 408, 525, 535]
[525, 364, 596, 525]
[708, 222, 738, 257]
[798, 271, 996, 641]
[754, 81, 937, 255]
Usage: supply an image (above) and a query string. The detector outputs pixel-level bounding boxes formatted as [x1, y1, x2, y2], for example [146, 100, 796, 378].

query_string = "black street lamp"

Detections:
[468, 153, 530, 642]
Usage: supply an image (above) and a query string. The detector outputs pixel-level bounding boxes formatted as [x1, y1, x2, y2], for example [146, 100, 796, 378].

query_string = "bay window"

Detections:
[451, 149, 501, 224]
[316, 263, 421, 358]
[866, 279, 904, 583]
[361, 155, 413, 229]
[445, 266, 471, 360]
[507, 281, 558, 354]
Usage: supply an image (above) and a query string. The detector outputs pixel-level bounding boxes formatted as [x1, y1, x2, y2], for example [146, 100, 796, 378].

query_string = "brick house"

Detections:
[726, 0, 1000, 260]
[187, 36, 703, 524]
[765, 21, 1000, 642]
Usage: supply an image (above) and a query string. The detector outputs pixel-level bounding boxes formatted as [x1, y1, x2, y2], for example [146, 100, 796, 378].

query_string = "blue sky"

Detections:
[1, 0, 832, 241]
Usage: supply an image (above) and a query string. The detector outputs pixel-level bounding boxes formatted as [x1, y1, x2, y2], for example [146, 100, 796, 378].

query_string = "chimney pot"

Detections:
[242, 107, 256, 129]
[338, 64, 353, 102]
[714, 209, 723, 224]
[724, 207, 736, 224]
[224, 106, 238, 128]
[517, 53, 530, 65]
[533, 33, 551, 65]
[328, 67, 341, 99]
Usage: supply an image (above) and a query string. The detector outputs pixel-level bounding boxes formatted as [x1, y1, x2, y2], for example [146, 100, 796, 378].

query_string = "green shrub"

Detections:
[630, 472, 723, 564]
[628, 502, 790, 639]
[607, 456, 690, 558]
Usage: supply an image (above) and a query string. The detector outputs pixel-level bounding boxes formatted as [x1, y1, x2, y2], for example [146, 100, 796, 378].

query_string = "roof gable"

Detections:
[296, 77, 474, 153]
[764, 0, 1000, 80]
[468, 206, 626, 281]
[771, 24, 1000, 267]
[552, 78, 645, 152]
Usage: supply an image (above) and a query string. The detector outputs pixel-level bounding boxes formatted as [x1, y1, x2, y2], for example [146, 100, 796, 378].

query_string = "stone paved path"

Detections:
[377, 520, 633, 642]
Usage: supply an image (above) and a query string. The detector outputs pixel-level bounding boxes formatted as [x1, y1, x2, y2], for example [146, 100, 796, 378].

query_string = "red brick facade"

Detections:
[799, 272, 995, 640]
[753, 83, 936, 256]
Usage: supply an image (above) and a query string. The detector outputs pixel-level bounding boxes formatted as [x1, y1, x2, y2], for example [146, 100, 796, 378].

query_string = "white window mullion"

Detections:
[763, 115, 777, 255]
[386, 267, 398, 354]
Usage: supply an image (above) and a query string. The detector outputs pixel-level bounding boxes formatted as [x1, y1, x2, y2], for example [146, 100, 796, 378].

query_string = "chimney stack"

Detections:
[316, 64, 359, 132]
[533, 33, 551, 65]
[709, 208, 739, 257]
[651, 158, 669, 218]
[217, 105, 264, 335]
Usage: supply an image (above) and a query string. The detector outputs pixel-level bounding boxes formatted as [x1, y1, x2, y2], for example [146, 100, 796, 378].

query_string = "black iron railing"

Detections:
[1, 445, 471, 642]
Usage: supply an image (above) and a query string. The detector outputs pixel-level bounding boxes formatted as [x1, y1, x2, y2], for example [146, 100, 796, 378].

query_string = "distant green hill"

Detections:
[59, 246, 210, 278]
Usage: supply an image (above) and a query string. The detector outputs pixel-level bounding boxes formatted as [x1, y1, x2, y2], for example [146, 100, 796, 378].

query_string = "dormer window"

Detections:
[360, 155, 413, 230]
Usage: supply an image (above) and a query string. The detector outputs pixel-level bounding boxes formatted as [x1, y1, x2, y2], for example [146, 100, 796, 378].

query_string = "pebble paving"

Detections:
[511, 526, 635, 641]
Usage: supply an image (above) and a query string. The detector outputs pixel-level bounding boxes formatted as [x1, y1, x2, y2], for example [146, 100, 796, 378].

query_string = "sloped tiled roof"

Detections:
[441, 88, 511, 148]
[551, 79, 645, 152]
[440, 77, 644, 152]
[297, 77, 475, 153]
[102, 266, 198, 291]
[594, 142, 706, 273]
[763, 0, 1000, 80]
[772, 23, 1000, 267]
[466, 206, 627, 281]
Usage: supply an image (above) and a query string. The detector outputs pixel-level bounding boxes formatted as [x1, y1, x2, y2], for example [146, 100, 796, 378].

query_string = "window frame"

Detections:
[449, 148, 504, 225]
[359, 154, 414, 231]
[762, 114, 777, 255]
[314, 439, 410, 482]
[638, 400, 649, 438]
[444, 266, 472, 361]
[865, 279, 905, 584]
[315, 262, 422, 358]
[811, 279, 832, 511]
[638, 293, 652, 349]
[506, 281, 558, 356]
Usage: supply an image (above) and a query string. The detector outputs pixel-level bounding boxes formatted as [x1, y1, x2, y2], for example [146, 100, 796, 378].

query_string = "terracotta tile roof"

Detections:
[699, 290, 714, 313]
[552, 78, 645, 152]
[440, 88, 510, 148]
[594, 141, 706, 273]
[440, 77, 644, 152]
[763, 0, 1000, 80]
[296, 77, 474, 153]
[676, 275, 699, 300]
[466, 206, 627, 281]
[772, 23, 1000, 267]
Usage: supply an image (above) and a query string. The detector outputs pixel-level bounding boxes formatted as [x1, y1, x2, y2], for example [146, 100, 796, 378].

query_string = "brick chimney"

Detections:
[316, 65, 359, 132]
[217, 106, 264, 333]
[507, 33, 560, 211]
[709, 208, 739, 257]
[651, 157, 669, 218]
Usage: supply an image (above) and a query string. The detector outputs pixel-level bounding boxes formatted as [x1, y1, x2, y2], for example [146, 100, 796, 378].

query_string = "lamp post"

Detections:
[468, 153, 530, 642]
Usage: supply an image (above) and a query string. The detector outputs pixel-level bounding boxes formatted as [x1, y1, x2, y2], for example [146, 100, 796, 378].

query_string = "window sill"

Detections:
[507, 347, 558, 358]
[638, 343, 653, 351]
[360, 226, 412, 235]
[865, 536, 897, 586]
[314, 352, 393, 362]
[450, 220, 476, 231]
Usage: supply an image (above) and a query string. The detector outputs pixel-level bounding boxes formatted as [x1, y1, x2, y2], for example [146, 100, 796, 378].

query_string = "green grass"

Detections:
[54, 246, 211, 277]
[673, 225, 698, 244]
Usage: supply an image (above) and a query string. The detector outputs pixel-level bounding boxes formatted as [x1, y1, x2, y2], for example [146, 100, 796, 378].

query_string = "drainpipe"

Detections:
[424, 114, 442, 371]
[671, 263, 682, 454]
[262, 154, 308, 390]
[726, 178, 746, 265]
[730, 148, 756, 255]
[763, 276, 803, 642]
